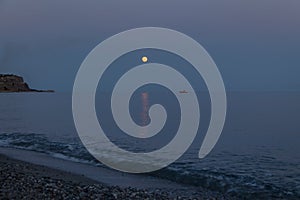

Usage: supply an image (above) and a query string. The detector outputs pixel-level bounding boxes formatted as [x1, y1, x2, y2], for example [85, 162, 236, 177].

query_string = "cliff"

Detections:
[0, 74, 54, 93]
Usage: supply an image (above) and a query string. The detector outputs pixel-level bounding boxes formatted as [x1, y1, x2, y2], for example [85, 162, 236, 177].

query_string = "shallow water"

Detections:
[0, 92, 299, 199]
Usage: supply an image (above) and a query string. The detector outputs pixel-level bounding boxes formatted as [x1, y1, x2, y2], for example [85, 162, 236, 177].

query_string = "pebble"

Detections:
[0, 155, 233, 200]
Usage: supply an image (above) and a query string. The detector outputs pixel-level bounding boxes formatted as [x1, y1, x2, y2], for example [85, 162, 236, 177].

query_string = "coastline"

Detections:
[0, 74, 54, 93]
[0, 90, 55, 93]
[0, 154, 171, 199]
[0, 147, 233, 199]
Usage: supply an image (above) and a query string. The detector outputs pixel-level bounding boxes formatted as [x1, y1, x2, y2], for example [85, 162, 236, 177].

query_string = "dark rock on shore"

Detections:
[0, 74, 54, 93]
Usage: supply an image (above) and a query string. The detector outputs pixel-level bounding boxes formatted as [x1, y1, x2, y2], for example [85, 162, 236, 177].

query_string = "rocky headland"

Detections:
[0, 74, 54, 93]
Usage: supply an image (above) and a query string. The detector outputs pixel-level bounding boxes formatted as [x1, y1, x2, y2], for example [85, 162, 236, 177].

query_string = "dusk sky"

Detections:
[0, 0, 299, 91]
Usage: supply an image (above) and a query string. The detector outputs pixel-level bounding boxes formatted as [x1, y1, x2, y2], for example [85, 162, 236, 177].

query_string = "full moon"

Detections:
[142, 56, 148, 63]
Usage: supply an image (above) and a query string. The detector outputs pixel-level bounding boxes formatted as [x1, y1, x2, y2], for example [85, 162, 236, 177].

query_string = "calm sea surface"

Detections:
[0, 92, 299, 199]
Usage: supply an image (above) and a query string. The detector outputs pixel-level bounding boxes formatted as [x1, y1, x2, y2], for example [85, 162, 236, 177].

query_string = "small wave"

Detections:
[152, 167, 299, 199]
[0, 132, 100, 166]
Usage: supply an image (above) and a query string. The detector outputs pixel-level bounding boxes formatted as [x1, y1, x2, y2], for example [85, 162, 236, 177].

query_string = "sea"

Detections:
[0, 92, 299, 199]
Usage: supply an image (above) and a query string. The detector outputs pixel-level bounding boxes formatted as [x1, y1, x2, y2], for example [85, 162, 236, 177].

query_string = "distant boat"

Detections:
[179, 90, 188, 94]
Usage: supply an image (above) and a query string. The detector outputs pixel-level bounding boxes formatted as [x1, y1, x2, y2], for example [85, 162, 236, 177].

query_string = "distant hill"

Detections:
[0, 74, 54, 93]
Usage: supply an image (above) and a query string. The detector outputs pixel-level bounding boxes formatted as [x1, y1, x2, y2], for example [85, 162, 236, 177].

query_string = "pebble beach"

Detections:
[0, 153, 235, 200]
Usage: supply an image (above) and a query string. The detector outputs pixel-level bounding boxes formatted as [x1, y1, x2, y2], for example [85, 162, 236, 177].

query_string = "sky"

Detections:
[0, 0, 299, 91]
